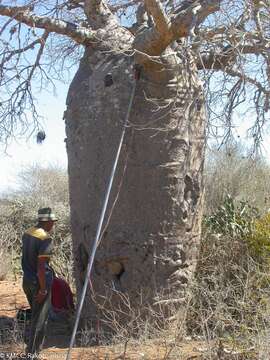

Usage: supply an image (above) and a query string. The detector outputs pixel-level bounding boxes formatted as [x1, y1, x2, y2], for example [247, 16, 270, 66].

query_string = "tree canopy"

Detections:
[0, 0, 269, 146]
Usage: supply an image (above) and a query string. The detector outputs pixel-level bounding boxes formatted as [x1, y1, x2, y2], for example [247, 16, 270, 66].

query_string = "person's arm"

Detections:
[36, 237, 53, 303]
[36, 256, 50, 303]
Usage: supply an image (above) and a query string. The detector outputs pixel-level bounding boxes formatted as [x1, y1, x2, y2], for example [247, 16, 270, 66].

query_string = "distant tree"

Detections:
[0, 164, 73, 282]
[0, 0, 269, 328]
[204, 144, 270, 214]
[16, 164, 69, 205]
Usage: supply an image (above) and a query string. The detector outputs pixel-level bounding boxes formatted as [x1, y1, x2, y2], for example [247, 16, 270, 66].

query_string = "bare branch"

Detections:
[134, 0, 221, 61]
[197, 46, 236, 70]
[144, 0, 169, 34]
[84, 0, 120, 30]
[0, 0, 269, 149]
[0, 29, 52, 143]
[28, 31, 49, 80]
[170, 0, 221, 38]
[1, 37, 45, 65]
[109, 0, 140, 13]
[66, 0, 84, 10]
[197, 43, 267, 70]
[0, 17, 14, 37]
[225, 68, 270, 98]
[0, 4, 95, 44]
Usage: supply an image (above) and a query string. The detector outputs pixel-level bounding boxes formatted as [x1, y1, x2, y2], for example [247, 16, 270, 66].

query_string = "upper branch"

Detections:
[144, 0, 169, 34]
[84, 0, 121, 30]
[0, 4, 95, 45]
[134, 0, 221, 62]
[197, 42, 268, 71]
[1, 37, 45, 64]
[66, 0, 84, 10]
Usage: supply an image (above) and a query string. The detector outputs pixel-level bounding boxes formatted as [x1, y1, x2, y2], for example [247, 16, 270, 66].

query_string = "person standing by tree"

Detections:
[21, 208, 58, 358]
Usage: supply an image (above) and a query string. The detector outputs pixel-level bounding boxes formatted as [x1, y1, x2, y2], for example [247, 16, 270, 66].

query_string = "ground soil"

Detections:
[0, 280, 257, 359]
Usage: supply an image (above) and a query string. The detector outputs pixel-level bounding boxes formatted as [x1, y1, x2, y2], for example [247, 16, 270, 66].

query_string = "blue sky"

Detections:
[0, 72, 269, 193]
[0, 80, 69, 192]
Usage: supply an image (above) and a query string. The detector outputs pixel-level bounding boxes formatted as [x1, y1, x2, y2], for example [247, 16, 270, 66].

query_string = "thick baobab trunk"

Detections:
[65, 41, 206, 330]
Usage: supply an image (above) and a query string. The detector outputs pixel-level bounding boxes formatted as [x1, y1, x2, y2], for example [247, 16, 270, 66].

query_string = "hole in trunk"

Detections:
[109, 262, 125, 292]
[107, 261, 125, 279]
[77, 242, 89, 284]
[104, 73, 113, 87]
[78, 243, 89, 272]
[184, 174, 200, 207]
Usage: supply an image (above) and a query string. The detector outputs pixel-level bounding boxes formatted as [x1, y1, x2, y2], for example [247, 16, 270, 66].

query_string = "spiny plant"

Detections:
[204, 195, 259, 238]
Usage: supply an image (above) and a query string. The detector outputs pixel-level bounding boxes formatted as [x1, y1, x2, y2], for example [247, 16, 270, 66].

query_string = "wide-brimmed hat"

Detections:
[38, 207, 58, 222]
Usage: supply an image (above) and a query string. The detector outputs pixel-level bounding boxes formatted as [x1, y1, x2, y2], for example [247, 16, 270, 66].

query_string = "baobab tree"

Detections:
[0, 0, 269, 330]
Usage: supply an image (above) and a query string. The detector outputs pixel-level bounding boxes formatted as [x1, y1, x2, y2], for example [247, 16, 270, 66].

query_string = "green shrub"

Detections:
[205, 195, 270, 263]
[248, 213, 270, 260]
[204, 195, 258, 238]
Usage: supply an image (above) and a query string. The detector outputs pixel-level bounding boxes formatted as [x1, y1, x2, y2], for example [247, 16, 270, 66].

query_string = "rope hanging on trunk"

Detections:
[66, 65, 140, 360]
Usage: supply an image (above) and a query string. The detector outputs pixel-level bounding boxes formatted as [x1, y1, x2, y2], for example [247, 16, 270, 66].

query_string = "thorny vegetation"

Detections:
[0, 0, 269, 147]
[1, 154, 270, 356]
[186, 202, 270, 358]
[204, 144, 270, 214]
[0, 164, 73, 285]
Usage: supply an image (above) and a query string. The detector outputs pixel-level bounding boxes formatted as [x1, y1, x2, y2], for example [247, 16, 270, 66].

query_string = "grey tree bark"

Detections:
[65, 31, 206, 329]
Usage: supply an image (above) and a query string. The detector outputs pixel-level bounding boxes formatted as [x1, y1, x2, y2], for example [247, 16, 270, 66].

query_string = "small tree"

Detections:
[204, 144, 270, 214]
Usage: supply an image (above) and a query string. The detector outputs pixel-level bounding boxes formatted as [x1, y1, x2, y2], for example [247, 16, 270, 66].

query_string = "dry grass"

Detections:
[1, 163, 270, 358]
[74, 226, 270, 358]
[0, 251, 11, 281]
[185, 230, 270, 358]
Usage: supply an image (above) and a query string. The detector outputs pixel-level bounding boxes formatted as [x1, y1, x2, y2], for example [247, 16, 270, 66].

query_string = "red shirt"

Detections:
[51, 277, 74, 312]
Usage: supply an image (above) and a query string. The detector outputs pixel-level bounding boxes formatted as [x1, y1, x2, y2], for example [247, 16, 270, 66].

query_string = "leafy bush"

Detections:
[205, 195, 270, 263]
[205, 195, 258, 238]
[248, 213, 270, 260]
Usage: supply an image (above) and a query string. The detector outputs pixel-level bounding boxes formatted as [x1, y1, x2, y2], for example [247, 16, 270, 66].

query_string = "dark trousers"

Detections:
[23, 277, 51, 356]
